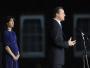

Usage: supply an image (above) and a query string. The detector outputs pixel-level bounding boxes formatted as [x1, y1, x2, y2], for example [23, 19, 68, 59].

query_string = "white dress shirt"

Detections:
[54, 18, 62, 28]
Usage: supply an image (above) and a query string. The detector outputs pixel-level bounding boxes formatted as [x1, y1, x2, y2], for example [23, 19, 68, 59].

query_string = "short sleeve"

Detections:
[3, 31, 10, 47]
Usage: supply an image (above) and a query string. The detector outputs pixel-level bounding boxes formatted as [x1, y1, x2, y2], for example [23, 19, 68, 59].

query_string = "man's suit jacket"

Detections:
[47, 19, 68, 65]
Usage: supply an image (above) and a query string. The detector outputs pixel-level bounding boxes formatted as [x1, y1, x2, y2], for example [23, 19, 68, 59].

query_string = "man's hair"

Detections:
[53, 7, 63, 17]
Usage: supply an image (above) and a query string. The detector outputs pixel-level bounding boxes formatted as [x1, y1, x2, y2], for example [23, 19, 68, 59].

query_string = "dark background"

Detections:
[0, 0, 90, 68]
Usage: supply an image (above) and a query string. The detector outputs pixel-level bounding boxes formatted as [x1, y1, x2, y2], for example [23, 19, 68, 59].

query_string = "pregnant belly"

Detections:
[10, 44, 19, 55]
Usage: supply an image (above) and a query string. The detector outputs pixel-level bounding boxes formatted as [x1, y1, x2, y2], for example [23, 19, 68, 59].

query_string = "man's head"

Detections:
[53, 7, 66, 21]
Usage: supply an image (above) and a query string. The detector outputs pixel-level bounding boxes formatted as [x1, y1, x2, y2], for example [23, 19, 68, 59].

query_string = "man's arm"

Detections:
[49, 21, 76, 48]
[50, 22, 68, 48]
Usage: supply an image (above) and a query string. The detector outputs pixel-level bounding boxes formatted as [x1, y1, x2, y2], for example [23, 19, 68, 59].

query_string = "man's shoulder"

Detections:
[48, 19, 57, 25]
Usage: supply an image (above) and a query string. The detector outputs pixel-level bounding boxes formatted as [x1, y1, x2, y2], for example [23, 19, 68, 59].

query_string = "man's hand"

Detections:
[68, 37, 76, 47]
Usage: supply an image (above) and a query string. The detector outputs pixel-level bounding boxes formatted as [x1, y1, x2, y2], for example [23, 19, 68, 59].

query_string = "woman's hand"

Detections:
[12, 55, 19, 61]
[13, 52, 20, 61]
[5, 46, 19, 61]
[17, 52, 20, 59]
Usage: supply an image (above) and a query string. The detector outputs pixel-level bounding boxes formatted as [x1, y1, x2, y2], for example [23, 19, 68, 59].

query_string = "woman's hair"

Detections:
[5, 16, 15, 23]
[2, 16, 15, 29]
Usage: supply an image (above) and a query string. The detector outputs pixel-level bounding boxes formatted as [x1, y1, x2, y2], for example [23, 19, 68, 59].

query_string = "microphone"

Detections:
[81, 32, 85, 40]
[78, 29, 85, 37]
[81, 31, 88, 40]
[81, 32, 85, 36]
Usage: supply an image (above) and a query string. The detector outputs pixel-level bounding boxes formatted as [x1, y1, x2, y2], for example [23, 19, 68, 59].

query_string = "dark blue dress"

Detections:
[3, 30, 19, 68]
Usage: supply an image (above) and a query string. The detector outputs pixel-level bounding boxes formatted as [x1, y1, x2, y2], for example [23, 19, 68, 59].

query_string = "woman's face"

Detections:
[7, 18, 14, 28]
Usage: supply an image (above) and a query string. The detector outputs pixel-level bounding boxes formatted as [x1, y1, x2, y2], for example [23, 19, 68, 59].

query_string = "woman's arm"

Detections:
[5, 46, 18, 61]
[16, 51, 20, 59]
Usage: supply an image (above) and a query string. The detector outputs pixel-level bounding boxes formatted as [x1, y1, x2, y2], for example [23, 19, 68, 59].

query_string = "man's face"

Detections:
[56, 9, 66, 21]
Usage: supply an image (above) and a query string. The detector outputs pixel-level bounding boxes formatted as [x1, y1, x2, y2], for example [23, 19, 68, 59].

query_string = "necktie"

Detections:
[59, 22, 62, 29]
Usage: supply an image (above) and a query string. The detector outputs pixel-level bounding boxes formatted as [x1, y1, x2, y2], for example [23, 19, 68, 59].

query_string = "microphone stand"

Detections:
[81, 33, 89, 68]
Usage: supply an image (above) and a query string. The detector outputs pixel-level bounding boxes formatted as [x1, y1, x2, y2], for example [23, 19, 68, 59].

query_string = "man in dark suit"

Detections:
[47, 7, 76, 68]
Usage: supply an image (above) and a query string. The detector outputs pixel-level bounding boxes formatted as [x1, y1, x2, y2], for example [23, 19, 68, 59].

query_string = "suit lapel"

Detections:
[54, 20, 66, 40]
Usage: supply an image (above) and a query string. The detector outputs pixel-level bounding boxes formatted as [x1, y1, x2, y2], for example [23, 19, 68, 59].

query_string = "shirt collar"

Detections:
[54, 18, 61, 26]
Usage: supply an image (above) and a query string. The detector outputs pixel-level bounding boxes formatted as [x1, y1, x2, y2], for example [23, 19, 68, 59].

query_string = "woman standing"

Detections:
[3, 16, 20, 68]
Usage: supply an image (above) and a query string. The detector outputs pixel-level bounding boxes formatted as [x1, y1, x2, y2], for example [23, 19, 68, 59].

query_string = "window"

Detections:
[20, 15, 45, 58]
[73, 14, 90, 57]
